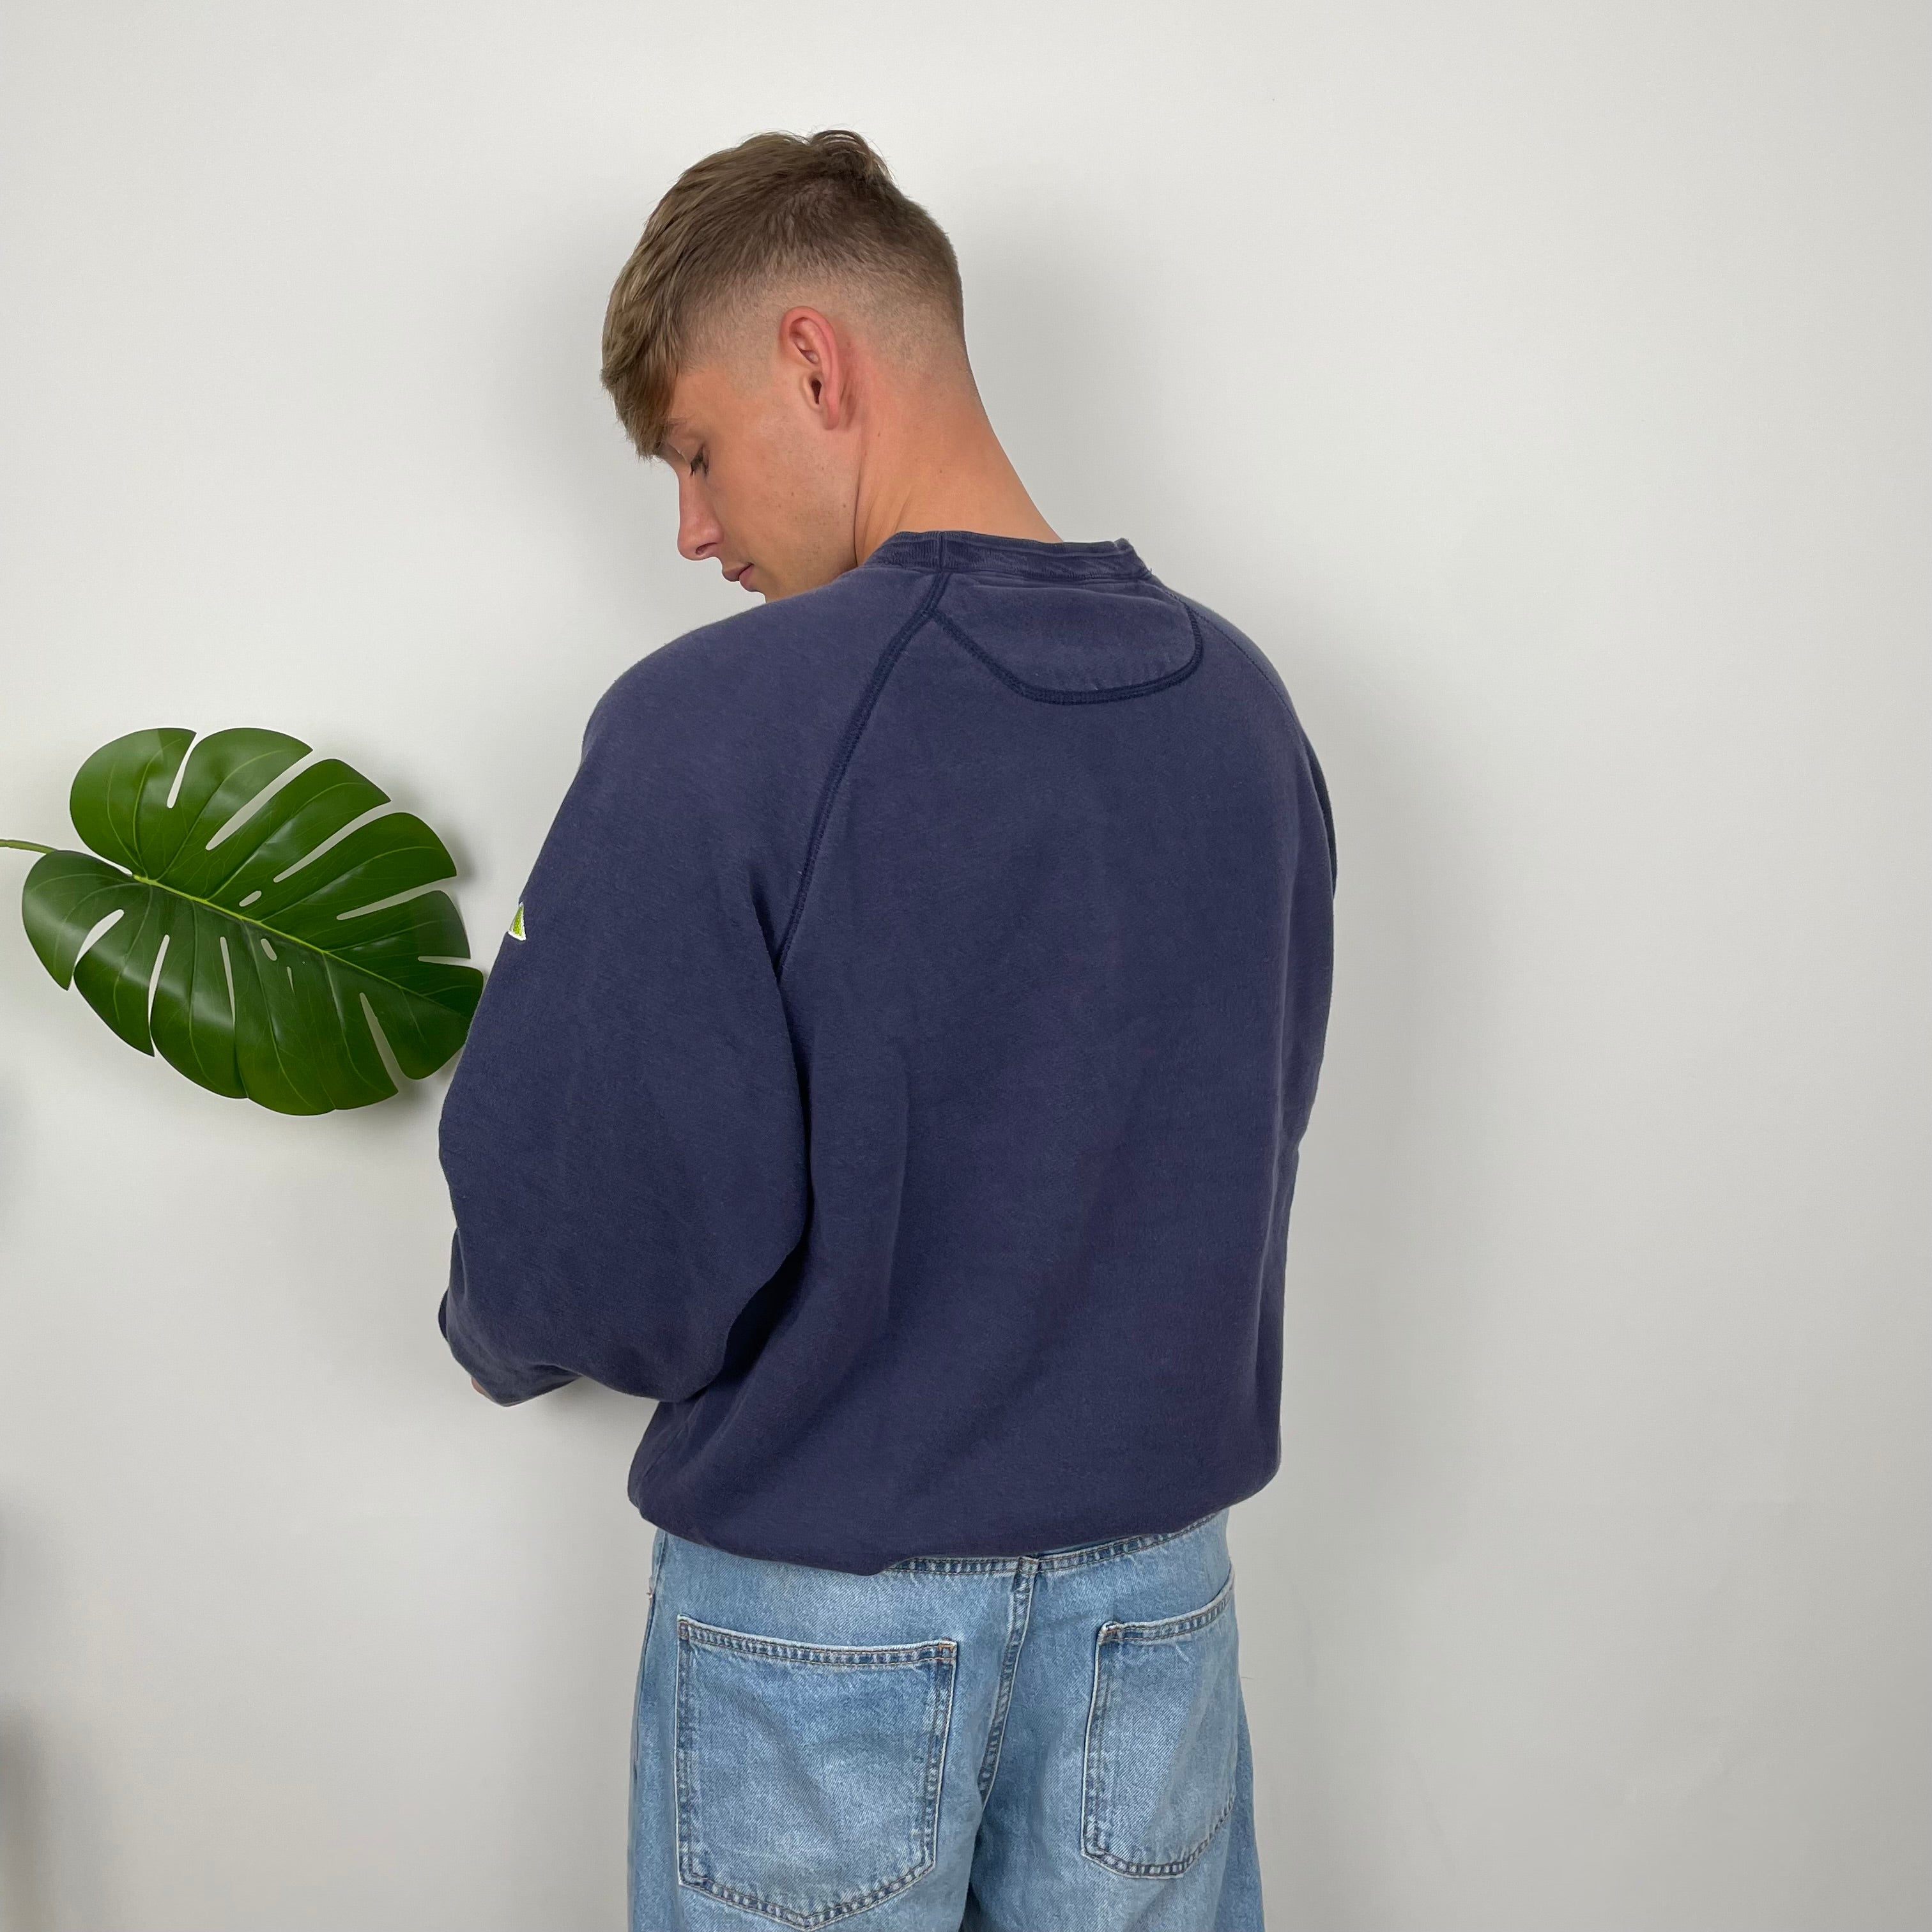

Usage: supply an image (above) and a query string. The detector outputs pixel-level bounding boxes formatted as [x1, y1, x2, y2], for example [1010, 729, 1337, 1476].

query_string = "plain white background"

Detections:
[2, 2, 1927, 1926]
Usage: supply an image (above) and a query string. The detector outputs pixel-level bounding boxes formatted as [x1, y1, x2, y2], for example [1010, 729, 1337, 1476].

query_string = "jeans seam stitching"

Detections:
[975, 1560, 1036, 1805]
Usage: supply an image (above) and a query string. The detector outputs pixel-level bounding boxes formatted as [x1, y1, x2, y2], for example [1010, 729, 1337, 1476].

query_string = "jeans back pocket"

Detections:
[674, 1614, 956, 1927]
[1082, 1570, 1241, 1877]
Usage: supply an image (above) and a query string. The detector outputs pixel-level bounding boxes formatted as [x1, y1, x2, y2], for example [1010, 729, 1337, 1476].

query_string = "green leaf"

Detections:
[15, 726, 485, 1114]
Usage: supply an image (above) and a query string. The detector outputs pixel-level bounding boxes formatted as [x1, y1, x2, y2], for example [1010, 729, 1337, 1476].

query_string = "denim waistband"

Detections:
[875, 1507, 1226, 1577]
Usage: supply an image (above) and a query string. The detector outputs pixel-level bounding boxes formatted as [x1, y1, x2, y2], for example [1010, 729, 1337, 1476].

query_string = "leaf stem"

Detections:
[1, 838, 57, 854]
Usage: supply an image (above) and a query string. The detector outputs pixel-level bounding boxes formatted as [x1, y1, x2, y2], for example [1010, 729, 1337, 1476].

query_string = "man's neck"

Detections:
[850, 385, 1059, 563]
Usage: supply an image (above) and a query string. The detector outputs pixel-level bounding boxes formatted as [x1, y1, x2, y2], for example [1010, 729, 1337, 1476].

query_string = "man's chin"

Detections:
[765, 561, 855, 601]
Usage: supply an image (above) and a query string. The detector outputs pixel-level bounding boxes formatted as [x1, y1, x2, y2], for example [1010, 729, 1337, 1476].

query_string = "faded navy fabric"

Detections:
[629, 1505, 1262, 1928]
[438, 529, 1336, 1575]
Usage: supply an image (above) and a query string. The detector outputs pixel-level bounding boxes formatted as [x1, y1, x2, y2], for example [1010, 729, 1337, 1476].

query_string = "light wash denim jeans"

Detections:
[628, 1506, 1264, 1929]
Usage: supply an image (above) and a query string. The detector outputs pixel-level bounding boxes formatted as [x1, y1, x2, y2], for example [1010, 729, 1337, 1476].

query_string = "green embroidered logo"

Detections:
[507, 900, 525, 940]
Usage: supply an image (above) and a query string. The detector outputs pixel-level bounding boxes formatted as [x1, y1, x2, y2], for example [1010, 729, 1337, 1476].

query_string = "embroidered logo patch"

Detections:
[507, 900, 525, 940]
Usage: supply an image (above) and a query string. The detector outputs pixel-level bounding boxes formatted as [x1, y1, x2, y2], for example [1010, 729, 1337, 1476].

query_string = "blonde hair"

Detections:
[601, 129, 967, 462]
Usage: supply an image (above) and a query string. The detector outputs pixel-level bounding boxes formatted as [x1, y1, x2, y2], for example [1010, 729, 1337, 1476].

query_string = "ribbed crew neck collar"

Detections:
[861, 529, 1149, 581]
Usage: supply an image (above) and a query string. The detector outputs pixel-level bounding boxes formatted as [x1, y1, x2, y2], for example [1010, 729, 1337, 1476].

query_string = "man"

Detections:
[438, 128, 1335, 1930]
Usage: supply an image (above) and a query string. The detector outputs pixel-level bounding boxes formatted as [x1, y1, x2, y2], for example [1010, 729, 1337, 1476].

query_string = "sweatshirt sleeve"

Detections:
[435, 659, 809, 1406]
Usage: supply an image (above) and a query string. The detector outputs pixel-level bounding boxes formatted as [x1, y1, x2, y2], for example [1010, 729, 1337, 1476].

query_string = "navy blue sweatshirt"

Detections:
[438, 528, 1335, 1575]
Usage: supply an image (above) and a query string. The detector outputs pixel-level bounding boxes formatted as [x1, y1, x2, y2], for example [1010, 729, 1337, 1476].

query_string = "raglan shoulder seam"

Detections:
[1184, 599, 1300, 728]
[774, 571, 949, 979]
[1184, 595, 1338, 893]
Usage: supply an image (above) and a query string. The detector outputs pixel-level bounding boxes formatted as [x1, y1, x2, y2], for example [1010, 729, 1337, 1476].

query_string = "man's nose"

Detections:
[677, 479, 723, 564]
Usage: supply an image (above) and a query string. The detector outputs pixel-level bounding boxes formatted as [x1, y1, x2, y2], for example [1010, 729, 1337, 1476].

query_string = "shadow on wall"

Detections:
[0, 1492, 49, 1932]
[0, 1515, 118, 1932]
[0, 1704, 47, 1932]
[0, 1074, 48, 1931]
[1206, 586, 1494, 1919]
[0, 1064, 119, 1931]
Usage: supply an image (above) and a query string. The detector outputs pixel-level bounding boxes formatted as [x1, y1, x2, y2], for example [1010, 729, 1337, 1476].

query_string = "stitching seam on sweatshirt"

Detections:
[775, 572, 949, 979]
[927, 599, 1204, 705]
[1192, 604, 1297, 723]
[1193, 603, 1337, 890]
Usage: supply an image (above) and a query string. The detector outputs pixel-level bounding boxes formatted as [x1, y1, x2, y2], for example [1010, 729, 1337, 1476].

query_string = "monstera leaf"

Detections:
[2, 727, 485, 1114]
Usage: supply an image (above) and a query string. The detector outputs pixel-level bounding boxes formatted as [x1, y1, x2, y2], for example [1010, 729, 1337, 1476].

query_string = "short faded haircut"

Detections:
[601, 129, 967, 464]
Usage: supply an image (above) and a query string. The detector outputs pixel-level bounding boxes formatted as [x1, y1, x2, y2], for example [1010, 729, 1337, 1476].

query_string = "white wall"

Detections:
[1, 3, 1926, 1927]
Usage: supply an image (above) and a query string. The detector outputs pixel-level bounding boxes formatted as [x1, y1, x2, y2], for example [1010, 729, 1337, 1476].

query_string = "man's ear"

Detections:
[777, 306, 850, 430]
